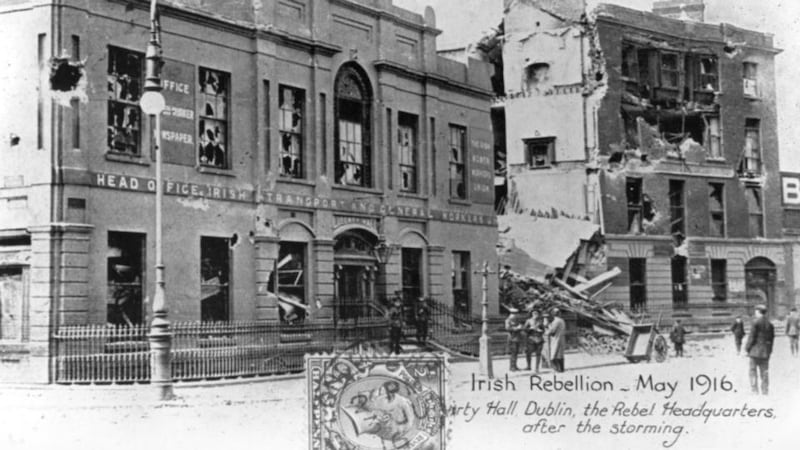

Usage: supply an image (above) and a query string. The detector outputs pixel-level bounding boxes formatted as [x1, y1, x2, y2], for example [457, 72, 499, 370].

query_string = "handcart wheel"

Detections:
[653, 334, 668, 363]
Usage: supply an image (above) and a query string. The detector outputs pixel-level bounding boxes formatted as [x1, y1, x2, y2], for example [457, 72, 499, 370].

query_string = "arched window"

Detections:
[334, 64, 372, 187]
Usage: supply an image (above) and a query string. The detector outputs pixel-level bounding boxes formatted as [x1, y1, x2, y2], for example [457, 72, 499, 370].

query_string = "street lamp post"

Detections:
[140, 0, 173, 401]
[478, 262, 494, 378]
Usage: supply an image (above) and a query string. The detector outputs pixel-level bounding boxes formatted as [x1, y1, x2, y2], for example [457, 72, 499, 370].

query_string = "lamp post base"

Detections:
[479, 334, 493, 379]
[149, 316, 174, 401]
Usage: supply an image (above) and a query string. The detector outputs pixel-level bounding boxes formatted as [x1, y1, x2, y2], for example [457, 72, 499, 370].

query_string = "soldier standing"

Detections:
[505, 308, 525, 371]
[730, 315, 746, 355]
[415, 298, 430, 344]
[388, 296, 404, 354]
[524, 309, 545, 373]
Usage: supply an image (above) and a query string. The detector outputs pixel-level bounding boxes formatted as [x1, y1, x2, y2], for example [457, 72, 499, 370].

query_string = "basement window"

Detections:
[107, 46, 142, 156]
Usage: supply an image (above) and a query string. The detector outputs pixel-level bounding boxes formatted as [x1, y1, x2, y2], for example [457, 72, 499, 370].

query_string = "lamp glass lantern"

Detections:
[140, 91, 166, 116]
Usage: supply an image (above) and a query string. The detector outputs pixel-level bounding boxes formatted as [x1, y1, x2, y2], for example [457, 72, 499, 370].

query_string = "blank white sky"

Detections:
[394, 0, 800, 172]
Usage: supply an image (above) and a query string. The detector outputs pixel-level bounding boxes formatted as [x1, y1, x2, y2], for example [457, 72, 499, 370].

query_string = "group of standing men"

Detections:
[506, 307, 566, 373]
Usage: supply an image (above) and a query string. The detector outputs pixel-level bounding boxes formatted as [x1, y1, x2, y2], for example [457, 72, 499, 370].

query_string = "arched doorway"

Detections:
[745, 257, 776, 316]
[334, 229, 379, 320]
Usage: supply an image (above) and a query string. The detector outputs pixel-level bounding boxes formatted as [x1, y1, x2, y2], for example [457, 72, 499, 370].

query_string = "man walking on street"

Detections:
[388, 295, 404, 354]
[746, 304, 775, 395]
[670, 320, 687, 357]
[730, 315, 746, 355]
[786, 307, 799, 357]
[546, 308, 566, 373]
[505, 308, 525, 371]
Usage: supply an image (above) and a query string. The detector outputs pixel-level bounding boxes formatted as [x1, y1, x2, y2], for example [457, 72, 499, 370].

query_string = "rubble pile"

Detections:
[576, 328, 628, 355]
[500, 268, 634, 336]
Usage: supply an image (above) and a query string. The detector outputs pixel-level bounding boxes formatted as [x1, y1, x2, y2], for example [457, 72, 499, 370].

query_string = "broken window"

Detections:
[671, 256, 688, 307]
[626, 178, 643, 233]
[669, 179, 685, 236]
[629, 258, 647, 312]
[523, 62, 550, 90]
[0, 267, 24, 340]
[200, 236, 230, 322]
[711, 259, 727, 302]
[709, 183, 725, 237]
[267, 242, 307, 323]
[335, 65, 372, 187]
[107, 232, 144, 326]
[398, 112, 418, 193]
[746, 186, 764, 237]
[449, 125, 467, 199]
[278, 85, 304, 178]
[621, 43, 639, 80]
[452, 251, 470, 316]
[637, 49, 654, 97]
[705, 116, 721, 158]
[742, 119, 762, 175]
[743, 62, 758, 97]
[697, 56, 718, 91]
[659, 113, 705, 146]
[524, 137, 555, 168]
[659, 52, 680, 89]
[107, 46, 142, 155]
[198, 67, 229, 169]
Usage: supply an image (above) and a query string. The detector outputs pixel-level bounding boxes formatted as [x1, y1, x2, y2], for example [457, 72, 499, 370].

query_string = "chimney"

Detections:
[652, 0, 705, 22]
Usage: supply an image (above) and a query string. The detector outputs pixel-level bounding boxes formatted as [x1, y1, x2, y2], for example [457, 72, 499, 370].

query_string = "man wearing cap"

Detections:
[388, 293, 405, 354]
[546, 307, 566, 373]
[745, 305, 775, 395]
[505, 307, 525, 371]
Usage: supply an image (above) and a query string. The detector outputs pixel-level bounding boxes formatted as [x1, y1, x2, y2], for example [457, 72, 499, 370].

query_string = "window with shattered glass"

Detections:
[267, 242, 307, 323]
[660, 52, 679, 89]
[335, 66, 372, 187]
[669, 180, 685, 236]
[198, 68, 229, 169]
[200, 236, 230, 322]
[279, 85, 304, 178]
[709, 183, 725, 237]
[398, 112, 418, 193]
[746, 186, 764, 237]
[742, 119, 761, 175]
[449, 125, 467, 199]
[107, 232, 144, 326]
[626, 178, 643, 233]
[743, 62, 758, 97]
[107, 46, 142, 155]
[697, 56, 718, 91]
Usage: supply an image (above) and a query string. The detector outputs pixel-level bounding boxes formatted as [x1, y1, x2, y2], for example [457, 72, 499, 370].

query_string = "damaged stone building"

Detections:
[0, 0, 497, 381]
[491, 0, 791, 325]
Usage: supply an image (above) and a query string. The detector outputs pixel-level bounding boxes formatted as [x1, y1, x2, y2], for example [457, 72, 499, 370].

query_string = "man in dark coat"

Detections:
[786, 307, 799, 357]
[745, 304, 775, 395]
[669, 320, 687, 357]
[730, 316, 746, 355]
[505, 308, 525, 371]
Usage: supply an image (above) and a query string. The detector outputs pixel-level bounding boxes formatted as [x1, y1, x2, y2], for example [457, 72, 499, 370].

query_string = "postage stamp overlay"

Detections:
[306, 353, 448, 450]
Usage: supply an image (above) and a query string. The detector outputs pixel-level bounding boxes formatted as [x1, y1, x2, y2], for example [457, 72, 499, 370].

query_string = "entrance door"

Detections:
[336, 265, 376, 319]
[401, 248, 423, 324]
[671, 256, 688, 307]
[0, 267, 23, 340]
[745, 257, 776, 316]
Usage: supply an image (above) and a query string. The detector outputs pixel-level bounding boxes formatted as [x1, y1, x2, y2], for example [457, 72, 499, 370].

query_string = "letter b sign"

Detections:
[782, 175, 800, 206]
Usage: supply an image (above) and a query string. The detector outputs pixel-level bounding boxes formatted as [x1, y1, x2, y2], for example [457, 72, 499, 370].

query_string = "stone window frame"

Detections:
[743, 62, 759, 98]
[742, 118, 762, 176]
[708, 182, 726, 237]
[745, 185, 765, 238]
[397, 112, 419, 193]
[524, 137, 555, 169]
[334, 64, 373, 188]
[448, 124, 468, 200]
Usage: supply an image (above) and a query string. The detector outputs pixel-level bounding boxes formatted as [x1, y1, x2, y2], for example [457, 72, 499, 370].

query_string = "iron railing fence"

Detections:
[53, 318, 388, 384]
